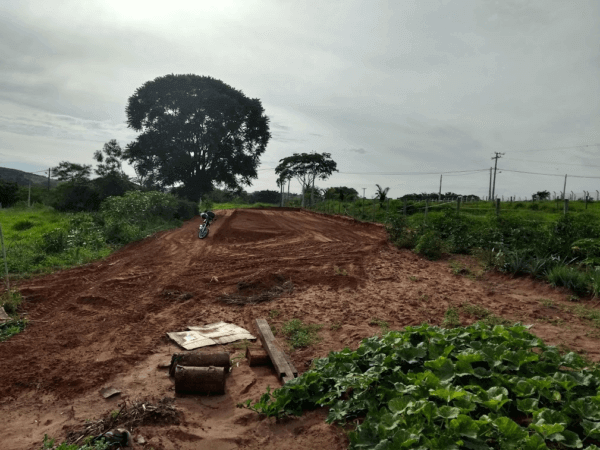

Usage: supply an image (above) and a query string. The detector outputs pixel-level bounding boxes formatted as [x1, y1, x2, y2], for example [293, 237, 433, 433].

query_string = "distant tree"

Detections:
[51, 162, 92, 184]
[375, 184, 390, 206]
[331, 186, 358, 201]
[0, 181, 19, 207]
[125, 74, 271, 201]
[275, 152, 338, 207]
[94, 139, 125, 177]
[250, 190, 280, 204]
[533, 190, 550, 201]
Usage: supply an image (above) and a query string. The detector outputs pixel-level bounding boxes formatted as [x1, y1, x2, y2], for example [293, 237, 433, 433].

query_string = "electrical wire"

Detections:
[498, 168, 600, 179]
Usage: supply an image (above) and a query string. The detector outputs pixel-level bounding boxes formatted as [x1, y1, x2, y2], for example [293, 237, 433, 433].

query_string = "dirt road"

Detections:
[2, 209, 598, 449]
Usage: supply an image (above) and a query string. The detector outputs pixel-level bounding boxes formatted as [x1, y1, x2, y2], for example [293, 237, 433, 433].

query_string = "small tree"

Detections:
[533, 190, 550, 201]
[94, 139, 125, 177]
[375, 184, 390, 206]
[275, 152, 338, 207]
[51, 162, 92, 184]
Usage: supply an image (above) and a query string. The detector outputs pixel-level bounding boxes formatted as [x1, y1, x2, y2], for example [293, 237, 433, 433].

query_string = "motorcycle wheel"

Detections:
[198, 225, 209, 239]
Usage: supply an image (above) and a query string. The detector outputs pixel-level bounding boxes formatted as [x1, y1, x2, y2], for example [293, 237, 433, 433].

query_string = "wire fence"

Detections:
[299, 196, 600, 225]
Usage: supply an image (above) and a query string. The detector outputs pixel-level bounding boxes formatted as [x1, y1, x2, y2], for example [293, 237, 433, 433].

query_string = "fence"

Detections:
[301, 196, 600, 225]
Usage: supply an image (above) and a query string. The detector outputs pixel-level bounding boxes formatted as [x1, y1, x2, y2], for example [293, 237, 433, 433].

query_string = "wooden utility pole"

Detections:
[562, 175, 567, 200]
[491, 153, 504, 200]
[488, 167, 492, 200]
[47, 168, 51, 191]
[438, 174, 442, 201]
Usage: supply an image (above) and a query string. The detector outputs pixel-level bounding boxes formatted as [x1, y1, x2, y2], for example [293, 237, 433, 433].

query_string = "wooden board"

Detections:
[254, 319, 297, 383]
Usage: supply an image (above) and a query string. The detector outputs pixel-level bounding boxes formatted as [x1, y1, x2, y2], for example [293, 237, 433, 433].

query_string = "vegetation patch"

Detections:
[281, 319, 322, 349]
[243, 323, 600, 449]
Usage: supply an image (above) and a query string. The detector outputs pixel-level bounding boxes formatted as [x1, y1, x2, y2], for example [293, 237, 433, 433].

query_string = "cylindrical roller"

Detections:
[169, 351, 230, 376]
[174, 366, 226, 394]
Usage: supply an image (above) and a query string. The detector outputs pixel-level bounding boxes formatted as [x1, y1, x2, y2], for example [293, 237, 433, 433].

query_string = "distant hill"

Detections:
[0, 167, 61, 188]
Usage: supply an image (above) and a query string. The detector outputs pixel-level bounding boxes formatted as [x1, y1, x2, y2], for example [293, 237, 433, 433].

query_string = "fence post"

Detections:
[564, 199, 569, 215]
[0, 223, 9, 292]
[403, 198, 407, 216]
[496, 198, 500, 216]
[457, 197, 461, 214]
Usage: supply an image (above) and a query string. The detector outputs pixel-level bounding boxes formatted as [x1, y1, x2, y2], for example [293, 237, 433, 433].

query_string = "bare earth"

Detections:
[2, 208, 599, 450]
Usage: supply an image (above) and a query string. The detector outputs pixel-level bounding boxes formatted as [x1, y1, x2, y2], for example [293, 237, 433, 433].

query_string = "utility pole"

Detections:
[488, 167, 492, 200]
[362, 188, 366, 216]
[562, 175, 567, 200]
[47, 168, 51, 191]
[438, 175, 442, 201]
[491, 153, 504, 201]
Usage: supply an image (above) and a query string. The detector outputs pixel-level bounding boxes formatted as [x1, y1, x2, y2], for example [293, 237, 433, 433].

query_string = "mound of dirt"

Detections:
[219, 272, 294, 305]
[2, 209, 600, 450]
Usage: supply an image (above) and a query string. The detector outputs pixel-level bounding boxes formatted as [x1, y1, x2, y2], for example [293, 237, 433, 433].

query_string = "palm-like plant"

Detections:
[375, 184, 390, 206]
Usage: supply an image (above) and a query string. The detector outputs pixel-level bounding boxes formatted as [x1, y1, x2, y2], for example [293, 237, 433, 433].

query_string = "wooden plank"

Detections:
[282, 350, 298, 377]
[254, 319, 295, 382]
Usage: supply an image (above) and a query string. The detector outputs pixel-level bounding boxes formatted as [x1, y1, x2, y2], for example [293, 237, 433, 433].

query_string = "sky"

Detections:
[1, 0, 599, 200]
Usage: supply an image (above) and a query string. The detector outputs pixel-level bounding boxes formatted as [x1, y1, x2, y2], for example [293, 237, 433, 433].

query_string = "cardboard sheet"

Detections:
[167, 321, 256, 350]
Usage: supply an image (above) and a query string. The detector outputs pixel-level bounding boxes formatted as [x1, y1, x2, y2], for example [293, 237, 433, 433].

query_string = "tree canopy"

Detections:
[275, 152, 338, 207]
[124, 74, 271, 201]
[375, 184, 390, 206]
[51, 162, 92, 184]
[94, 139, 124, 177]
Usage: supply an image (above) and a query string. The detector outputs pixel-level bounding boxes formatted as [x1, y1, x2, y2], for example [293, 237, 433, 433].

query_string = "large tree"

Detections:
[94, 139, 125, 177]
[124, 74, 270, 201]
[275, 152, 338, 207]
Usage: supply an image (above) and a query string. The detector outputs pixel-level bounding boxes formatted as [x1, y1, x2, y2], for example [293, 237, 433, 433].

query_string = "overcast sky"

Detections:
[1, 0, 599, 199]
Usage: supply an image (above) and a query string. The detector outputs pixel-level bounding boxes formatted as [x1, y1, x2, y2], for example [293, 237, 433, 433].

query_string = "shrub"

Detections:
[174, 198, 199, 220]
[41, 228, 68, 254]
[546, 264, 590, 296]
[12, 220, 35, 231]
[588, 269, 600, 298]
[414, 230, 445, 260]
[52, 184, 101, 212]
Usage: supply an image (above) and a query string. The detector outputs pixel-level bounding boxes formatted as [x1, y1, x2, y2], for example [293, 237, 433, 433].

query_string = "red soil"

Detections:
[2, 209, 599, 449]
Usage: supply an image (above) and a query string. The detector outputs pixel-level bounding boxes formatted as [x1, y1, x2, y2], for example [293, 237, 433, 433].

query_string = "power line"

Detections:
[498, 168, 600, 179]
[337, 169, 489, 175]
[507, 158, 600, 168]
[516, 143, 600, 154]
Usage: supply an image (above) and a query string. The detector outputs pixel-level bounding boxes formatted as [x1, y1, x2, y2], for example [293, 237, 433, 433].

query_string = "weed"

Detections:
[42, 433, 109, 450]
[281, 319, 322, 349]
[0, 289, 22, 315]
[110, 410, 120, 419]
[333, 265, 348, 276]
[409, 276, 418, 282]
[268, 309, 281, 319]
[568, 295, 580, 302]
[231, 339, 252, 351]
[418, 294, 430, 302]
[547, 265, 589, 296]
[461, 303, 490, 319]
[539, 298, 555, 308]
[330, 322, 342, 331]
[442, 307, 461, 328]
[369, 318, 389, 333]
[572, 305, 600, 328]
[0, 319, 27, 342]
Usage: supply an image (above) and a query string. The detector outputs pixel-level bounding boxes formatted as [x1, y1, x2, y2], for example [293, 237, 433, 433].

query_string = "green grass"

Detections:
[213, 202, 278, 210]
[281, 319, 323, 349]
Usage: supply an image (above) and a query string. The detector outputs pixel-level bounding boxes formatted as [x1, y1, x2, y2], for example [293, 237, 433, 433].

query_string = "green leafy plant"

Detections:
[12, 219, 35, 231]
[41, 434, 109, 450]
[268, 309, 281, 319]
[281, 319, 322, 349]
[414, 230, 445, 260]
[547, 264, 590, 296]
[242, 323, 599, 450]
[442, 307, 461, 328]
[330, 322, 342, 331]
[369, 318, 389, 333]
[333, 265, 348, 276]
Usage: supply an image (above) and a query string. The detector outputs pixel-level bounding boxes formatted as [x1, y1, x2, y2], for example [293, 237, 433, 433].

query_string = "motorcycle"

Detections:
[198, 210, 216, 239]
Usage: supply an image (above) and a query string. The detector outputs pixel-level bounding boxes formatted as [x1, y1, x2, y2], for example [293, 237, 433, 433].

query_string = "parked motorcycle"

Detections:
[198, 211, 216, 239]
